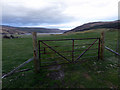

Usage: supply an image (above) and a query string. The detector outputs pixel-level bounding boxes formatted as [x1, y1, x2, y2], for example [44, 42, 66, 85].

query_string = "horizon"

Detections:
[1, 19, 118, 30]
[1, 0, 119, 30]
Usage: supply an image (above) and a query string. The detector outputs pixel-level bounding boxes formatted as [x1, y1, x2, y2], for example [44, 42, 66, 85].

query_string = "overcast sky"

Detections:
[1, 0, 119, 30]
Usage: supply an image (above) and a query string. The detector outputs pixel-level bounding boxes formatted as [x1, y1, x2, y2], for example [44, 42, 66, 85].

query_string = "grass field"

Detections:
[2, 29, 119, 88]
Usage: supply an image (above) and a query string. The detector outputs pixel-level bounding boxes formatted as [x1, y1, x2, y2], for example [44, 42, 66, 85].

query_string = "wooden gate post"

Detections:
[32, 32, 40, 73]
[100, 31, 105, 60]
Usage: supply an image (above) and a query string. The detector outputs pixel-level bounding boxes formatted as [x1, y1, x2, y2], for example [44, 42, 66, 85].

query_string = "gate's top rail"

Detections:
[38, 38, 100, 41]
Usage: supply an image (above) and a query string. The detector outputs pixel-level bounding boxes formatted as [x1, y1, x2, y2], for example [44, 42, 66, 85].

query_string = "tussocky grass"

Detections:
[2, 29, 119, 88]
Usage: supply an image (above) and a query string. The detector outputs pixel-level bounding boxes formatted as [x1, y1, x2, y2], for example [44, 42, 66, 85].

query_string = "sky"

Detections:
[1, 0, 119, 30]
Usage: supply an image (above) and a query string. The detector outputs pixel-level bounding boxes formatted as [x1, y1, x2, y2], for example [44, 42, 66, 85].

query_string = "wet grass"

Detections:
[2, 29, 119, 88]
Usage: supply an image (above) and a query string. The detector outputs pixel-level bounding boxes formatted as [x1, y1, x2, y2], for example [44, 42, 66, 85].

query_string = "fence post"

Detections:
[100, 31, 105, 60]
[32, 32, 40, 73]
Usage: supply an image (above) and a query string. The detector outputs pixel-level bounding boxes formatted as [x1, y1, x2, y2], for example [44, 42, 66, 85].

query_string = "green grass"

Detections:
[2, 29, 119, 88]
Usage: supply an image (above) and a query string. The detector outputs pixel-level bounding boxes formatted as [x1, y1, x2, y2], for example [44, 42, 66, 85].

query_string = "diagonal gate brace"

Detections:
[74, 39, 98, 62]
[41, 41, 71, 63]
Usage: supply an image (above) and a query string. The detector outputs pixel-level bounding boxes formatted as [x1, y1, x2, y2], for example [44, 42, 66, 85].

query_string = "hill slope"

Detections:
[64, 20, 120, 33]
[0, 25, 66, 34]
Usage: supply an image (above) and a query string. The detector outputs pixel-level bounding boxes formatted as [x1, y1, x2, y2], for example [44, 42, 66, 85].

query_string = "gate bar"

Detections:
[39, 38, 99, 41]
[40, 48, 98, 54]
[39, 43, 99, 49]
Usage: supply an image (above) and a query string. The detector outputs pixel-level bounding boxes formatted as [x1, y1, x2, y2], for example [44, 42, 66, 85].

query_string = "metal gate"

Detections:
[38, 38, 100, 67]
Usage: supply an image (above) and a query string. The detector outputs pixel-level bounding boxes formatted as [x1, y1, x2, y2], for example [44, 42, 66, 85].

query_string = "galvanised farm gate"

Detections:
[38, 38, 101, 67]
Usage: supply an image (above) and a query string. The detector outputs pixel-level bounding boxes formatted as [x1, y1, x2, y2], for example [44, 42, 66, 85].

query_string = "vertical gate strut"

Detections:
[72, 40, 74, 62]
[98, 38, 101, 60]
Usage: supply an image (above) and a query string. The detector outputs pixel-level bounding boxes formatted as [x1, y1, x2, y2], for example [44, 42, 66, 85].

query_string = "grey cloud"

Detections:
[2, 3, 75, 26]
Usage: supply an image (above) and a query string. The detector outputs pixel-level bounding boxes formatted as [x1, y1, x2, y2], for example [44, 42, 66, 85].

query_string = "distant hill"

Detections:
[0, 25, 66, 34]
[64, 20, 120, 33]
